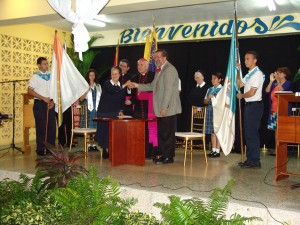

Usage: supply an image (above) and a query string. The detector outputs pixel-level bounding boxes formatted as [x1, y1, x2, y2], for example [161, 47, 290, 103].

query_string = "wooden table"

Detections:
[95, 118, 152, 166]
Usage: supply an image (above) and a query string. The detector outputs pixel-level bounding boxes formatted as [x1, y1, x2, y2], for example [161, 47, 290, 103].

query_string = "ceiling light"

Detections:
[93, 14, 110, 23]
[85, 19, 106, 27]
[266, 0, 276, 11]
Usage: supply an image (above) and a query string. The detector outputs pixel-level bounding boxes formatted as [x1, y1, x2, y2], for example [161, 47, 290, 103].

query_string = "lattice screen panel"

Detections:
[0, 33, 52, 146]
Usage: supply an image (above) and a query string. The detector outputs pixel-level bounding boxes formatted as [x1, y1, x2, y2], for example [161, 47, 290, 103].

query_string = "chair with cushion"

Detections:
[175, 106, 207, 166]
[70, 104, 96, 156]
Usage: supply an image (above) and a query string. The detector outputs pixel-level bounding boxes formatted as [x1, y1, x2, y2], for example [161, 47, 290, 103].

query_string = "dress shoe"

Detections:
[88, 146, 94, 152]
[155, 157, 174, 164]
[208, 151, 214, 156]
[92, 146, 98, 151]
[239, 161, 261, 169]
[238, 160, 249, 166]
[208, 151, 220, 158]
[102, 148, 109, 159]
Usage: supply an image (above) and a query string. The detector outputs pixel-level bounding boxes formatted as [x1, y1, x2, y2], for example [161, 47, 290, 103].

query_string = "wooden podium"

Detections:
[275, 93, 300, 181]
[22, 93, 35, 152]
[95, 118, 149, 166]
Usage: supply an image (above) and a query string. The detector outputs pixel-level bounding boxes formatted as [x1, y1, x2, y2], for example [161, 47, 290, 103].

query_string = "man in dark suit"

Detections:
[119, 59, 134, 116]
[129, 49, 182, 164]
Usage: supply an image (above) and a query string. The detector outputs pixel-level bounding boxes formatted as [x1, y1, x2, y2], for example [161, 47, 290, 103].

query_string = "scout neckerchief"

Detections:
[243, 67, 265, 83]
[35, 71, 50, 81]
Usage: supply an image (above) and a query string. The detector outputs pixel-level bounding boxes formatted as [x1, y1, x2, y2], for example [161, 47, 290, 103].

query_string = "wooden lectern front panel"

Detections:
[22, 93, 35, 152]
[109, 120, 145, 166]
[275, 93, 300, 181]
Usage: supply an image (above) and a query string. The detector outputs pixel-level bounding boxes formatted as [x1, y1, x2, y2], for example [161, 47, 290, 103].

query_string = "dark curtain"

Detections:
[91, 34, 300, 148]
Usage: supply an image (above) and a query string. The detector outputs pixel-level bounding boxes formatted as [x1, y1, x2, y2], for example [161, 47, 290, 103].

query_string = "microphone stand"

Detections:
[0, 79, 28, 153]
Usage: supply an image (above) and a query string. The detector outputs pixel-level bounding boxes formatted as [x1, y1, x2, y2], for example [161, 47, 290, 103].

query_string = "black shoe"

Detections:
[92, 146, 98, 151]
[238, 160, 249, 166]
[102, 148, 109, 159]
[208, 152, 220, 158]
[240, 161, 261, 169]
[208, 151, 214, 156]
[155, 157, 174, 164]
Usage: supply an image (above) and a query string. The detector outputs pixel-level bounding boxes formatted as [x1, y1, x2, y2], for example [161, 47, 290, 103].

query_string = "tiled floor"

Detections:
[0, 142, 300, 224]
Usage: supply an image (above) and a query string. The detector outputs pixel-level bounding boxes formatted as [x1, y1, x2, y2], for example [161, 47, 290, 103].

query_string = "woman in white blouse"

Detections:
[80, 69, 102, 151]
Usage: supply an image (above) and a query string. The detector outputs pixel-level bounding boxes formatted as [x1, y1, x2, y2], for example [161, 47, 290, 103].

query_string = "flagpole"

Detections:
[234, 1, 245, 162]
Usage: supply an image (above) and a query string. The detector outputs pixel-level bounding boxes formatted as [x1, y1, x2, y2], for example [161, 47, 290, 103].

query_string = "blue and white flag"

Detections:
[212, 23, 240, 156]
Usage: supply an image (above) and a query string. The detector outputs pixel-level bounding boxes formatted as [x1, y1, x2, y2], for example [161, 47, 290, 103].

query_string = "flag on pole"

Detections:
[212, 23, 240, 156]
[50, 32, 89, 127]
[113, 38, 119, 66]
[144, 23, 157, 72]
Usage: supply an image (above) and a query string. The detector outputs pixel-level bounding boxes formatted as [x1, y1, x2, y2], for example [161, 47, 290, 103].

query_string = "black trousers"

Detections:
[244, 101, 263, 163]
[157, 114, 177, 159]
[33, 100, 56, 153]
[56, 107, 72, 147]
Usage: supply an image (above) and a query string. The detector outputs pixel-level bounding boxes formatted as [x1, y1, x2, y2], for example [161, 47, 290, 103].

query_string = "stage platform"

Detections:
[0, 143, 299, 224]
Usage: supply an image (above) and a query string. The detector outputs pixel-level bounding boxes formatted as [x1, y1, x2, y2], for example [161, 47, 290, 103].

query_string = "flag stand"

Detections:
[260, 144, 268, 152]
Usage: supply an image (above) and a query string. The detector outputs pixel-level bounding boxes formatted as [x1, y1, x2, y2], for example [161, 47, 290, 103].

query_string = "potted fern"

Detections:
[155, 180, 261, 225]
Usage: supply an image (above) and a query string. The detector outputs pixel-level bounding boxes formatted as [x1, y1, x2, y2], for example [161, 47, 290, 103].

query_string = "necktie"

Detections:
[156, 68, 161, 73]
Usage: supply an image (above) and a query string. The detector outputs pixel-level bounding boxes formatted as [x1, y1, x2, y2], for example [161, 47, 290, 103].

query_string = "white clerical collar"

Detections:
[197, 81, 206, 88]
[110, 80, 120, 86]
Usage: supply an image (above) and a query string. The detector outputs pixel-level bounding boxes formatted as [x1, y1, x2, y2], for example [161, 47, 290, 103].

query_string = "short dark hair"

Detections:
[212, 72, 224, 85]
[85, 69, 99, 84]
[277, 67, 292, 80]
[111, 66, 122, 75]
[155, 49, 168, 59]
[119, 59, 130, 67]
[37, 57, 47, 65]
[246, 51, 259, 60]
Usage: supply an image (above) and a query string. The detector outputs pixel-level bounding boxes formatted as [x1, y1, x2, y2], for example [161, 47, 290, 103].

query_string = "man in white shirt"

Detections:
[237, 51, 264, 168]
[28, 57, 56, 156]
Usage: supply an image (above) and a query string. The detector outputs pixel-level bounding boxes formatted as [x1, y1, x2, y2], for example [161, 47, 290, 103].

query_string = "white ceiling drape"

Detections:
[47, 0, 109, 60]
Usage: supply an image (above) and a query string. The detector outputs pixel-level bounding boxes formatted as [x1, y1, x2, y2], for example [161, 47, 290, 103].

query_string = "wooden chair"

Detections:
[70, 104, 96, 155]
[175, 106, 207, 166]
